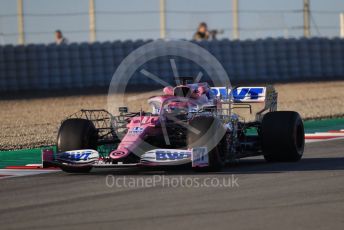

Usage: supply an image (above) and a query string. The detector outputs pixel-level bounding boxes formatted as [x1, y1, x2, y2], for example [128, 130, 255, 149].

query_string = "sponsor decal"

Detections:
[211, 87, 265, 102]
[57, 149, 99, 163]
[192, 147, 209, 167]
[153, 108, 160, 114]
[155, 150, 191, 161]
[128, 127, 144, 135]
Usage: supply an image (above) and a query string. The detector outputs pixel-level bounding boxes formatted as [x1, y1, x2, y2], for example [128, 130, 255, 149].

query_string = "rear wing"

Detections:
[211, 86, 267, 103]
[210, 86, 278, 121]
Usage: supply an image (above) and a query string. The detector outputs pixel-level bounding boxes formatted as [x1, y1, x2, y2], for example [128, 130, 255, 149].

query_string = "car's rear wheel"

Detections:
[261, 111, 304, 162]
[187, 116, 226, 171]
[57, 118, 98, 173]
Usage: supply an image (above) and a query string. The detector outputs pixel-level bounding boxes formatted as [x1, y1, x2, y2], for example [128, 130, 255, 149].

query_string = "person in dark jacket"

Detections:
[193, 22, 210, 41]
[55, 30, 68, 45]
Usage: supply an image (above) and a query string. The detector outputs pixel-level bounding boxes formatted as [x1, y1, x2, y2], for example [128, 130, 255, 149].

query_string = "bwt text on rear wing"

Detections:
[211, 86, 278, 120]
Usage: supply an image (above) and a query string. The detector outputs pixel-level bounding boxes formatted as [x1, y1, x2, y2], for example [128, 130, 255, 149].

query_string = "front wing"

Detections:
[44, 147, 209, 170]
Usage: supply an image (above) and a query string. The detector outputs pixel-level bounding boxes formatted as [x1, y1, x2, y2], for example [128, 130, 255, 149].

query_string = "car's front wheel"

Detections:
[57, 118, 98, 173]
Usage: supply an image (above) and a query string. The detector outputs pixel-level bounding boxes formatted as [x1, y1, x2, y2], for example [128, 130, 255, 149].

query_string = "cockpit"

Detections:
[148, 81, 214, 116]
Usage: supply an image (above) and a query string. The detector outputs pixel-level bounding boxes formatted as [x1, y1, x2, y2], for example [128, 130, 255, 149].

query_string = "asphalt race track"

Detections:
[0, 140, 343, 230]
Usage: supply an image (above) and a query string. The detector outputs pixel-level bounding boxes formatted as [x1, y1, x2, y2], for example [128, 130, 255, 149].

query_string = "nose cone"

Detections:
[109, 149, 130, 159]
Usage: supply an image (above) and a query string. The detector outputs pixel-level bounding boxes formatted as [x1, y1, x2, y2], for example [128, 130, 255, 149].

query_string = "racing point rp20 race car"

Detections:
[50, 78, 305, 173]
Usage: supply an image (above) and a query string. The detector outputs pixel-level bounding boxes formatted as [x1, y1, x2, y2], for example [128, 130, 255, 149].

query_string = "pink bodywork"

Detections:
[109, 84, 211, 160]
[109, 115, 161, 159]
[109, 95, 173, 160]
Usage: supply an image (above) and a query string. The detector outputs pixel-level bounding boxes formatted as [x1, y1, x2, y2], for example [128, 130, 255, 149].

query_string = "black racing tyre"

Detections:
[57, 118, 98, 152]
[261, 111, 305, 162]
[187, 116, 226, 171]
[57, 118, 98, 173]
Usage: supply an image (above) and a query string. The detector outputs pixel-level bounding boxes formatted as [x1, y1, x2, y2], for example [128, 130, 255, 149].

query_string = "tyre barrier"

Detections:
[1, 38, 344, 93]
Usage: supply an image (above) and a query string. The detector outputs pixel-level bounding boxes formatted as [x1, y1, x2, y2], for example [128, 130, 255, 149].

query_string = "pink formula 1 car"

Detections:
[53, 78, 305, 173]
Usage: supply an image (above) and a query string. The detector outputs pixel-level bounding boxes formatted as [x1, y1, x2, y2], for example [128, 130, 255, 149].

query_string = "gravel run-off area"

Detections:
[0, 81, 343, 150]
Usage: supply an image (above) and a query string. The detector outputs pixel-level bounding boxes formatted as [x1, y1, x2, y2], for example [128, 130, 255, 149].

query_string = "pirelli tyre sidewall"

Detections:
[261, 111, 305, 162]
[57, 118, 98, 173]
[187, 116, 227, 171]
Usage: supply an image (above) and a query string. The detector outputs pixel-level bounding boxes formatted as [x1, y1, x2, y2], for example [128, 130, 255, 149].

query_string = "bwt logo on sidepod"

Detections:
[156, 151, 191, 161]
[128, 127, 144, 135]
[211, 87, 265, 101]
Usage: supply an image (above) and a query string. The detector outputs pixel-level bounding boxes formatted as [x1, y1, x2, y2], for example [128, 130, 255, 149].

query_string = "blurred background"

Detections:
[0, 0, 344, 45]
[0, 0, 344, 150]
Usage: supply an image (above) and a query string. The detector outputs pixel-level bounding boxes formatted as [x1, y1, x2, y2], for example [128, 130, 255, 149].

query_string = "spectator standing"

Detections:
[55, 30, 68, 45]
[193, 22, 210, 41]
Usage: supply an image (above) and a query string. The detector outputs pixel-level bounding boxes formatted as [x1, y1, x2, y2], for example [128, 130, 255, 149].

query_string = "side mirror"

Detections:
[118, 107, 128, 113]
